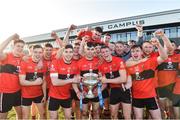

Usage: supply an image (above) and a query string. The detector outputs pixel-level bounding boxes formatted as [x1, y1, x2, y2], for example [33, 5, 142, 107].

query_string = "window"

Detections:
[126, 32, 131, 41]
[169, 27, 176, 38]
[119, 33, 126, 42]
[177, 27, 180, 37]
[164, 29, 170, 38]
[131, 32, 137, 41]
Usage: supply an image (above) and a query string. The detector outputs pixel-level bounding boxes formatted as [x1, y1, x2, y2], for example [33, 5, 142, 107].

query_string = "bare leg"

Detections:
[22, 106, 31, 119]
[63, 107, 72, 120]
[49, 110, 58, 120]
[133, 107, 144, 119]
[121, 102, 132, 119]
[149, 108, 162, 119]
[92, 102, 100, 119]
[82, 104, 88, 119]
[110, 103, 120, 119]
[36, 103, 46, 119]
[14, 106, 22, 119]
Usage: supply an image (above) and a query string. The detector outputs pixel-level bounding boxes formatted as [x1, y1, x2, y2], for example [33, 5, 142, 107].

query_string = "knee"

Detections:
[82, 111, 88, 116]
[111, 113, 118, 119]
[49, 114, 58, 119]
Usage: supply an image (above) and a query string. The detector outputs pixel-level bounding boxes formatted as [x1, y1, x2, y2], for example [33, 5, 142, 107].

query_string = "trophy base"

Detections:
[85, 94, 95, 99]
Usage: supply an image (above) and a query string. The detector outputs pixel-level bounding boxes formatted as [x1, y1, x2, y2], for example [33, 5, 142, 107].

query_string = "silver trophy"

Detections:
[83, 73, 99, 99]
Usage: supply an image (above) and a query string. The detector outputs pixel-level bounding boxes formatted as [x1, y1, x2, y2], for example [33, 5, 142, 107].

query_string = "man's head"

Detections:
[84, 42, 95, 59]
[166, 40, 177, 55]
[92, 27, 103, 40]
[128, 40, 136, 47]
[73, 43, 80, 56]
[130, 45, 143, 61]
[28, 45, 34, 55]
[13, 39, 25, 56]
[32, 45, 43, 62]
[63, 44, 74, 63]
[44, 43, 53, 59]
[101, 45, 112, 62]
[109, 42, 115, 54]
[94, 43, 102, 56]
[124, 43, 130, 53]
[115, 41, 124, 55]
[104, 33, 111, 43]
[142, 41, 154, 56]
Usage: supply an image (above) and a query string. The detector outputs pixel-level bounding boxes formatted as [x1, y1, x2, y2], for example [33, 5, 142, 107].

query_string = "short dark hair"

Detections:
[131, 45, 142, 50]
[170, 40, 177, 45]
[74, 43, 80, 46]
[28, 44, 34, 49]
[104, 33, 111, 37]
[86, 42, 95, 48]
[142, 41, 152, 45]
[44, 43, 53, 48]
[14, 39, 25, 45]
[33, 45, 43, 50]
[128, 40, 136, 43]
[116, 41, 124, 45]
[110, 42, 115, 45]
[94, 27, 103, 33]
[65, 44, 73, 50]
[101, 45, 109, 50]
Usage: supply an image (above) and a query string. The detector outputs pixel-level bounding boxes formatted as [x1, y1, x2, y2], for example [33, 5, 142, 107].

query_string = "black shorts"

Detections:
[172, 94, 180, 107]
[110, 87, 131, 105]
[48, 97, 72, 111]
[156, 83, 175, 100]
[46, 88, 49, 100]
[22, 95, 44, 106]
[83, 96, 99, 104]
[132, 97, 158, 110]
[102, 88, 109, 99]
[70, 89, 78, 100]
[0, 90, 21, 113]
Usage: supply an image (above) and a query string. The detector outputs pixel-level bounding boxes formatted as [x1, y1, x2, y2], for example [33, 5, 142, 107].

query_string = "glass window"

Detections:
[177, 27, 180, 37]
[117, 34, 121, 41]
[169, 27, 176, 38]
[126, 32, 131, 41]
[111, 34, 117, 42]
[164, 29, 170, 38]
[131, 32, 137, 41]
[121, 33, 126, 42]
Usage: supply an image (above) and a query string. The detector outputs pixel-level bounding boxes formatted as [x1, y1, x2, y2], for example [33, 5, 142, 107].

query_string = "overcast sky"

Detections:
[0, 0, 180, 42]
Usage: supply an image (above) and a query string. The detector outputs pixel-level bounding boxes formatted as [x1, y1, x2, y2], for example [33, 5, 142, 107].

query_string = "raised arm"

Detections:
[63, 24, 77, 45]
[154, 29, 173, 52]
[136, 24, 144, 45]
[0, 34, 19, 61]
[150, 37, 168, 64]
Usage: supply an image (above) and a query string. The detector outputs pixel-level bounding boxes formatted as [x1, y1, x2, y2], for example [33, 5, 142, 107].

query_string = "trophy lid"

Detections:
[83, 73, 98, 77]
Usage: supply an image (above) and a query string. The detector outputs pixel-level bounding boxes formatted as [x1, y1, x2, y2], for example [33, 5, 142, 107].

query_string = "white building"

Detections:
[23, 9, 180, 47]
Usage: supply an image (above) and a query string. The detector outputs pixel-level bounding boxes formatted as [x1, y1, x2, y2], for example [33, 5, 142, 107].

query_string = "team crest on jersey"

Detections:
[50, 64, 55, 71]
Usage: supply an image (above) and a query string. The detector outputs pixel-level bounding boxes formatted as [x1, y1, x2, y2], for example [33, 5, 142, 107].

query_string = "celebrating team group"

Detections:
[0, 24, 180, 119]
